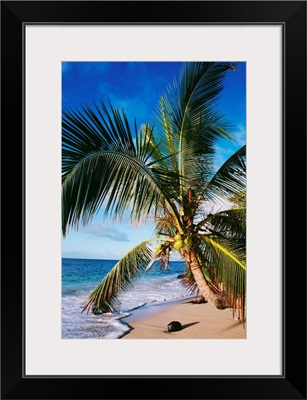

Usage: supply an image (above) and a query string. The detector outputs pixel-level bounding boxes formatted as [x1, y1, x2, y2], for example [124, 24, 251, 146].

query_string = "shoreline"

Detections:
[120, 296, 246, 339]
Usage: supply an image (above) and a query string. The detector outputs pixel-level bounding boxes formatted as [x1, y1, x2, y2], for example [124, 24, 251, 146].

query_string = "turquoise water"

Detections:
[62, 258, 192, 339]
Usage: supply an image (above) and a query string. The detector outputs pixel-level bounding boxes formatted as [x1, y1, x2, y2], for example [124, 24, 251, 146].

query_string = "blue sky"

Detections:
[62, 62, 246, 260]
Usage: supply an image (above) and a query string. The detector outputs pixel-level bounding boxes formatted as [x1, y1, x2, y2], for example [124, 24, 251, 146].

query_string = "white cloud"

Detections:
[82, 222, 129, 242]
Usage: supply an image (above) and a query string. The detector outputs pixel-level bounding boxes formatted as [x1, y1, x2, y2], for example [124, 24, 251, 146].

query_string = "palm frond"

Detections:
[202, 236, 246, 271]
[62, 150, 168, 235]
[197, 208, 246, 239]
[154, 214, 177, 238]
[154, 62, 235, 194]
[158, 97, 178, 171]
[62, 101, 184, 236]
[145, 238, 174, 272]
[203, 144, 246, 202]
[82, 241, 154, 313]
[206, 209, 246, 261]
[62, 100, 135, 179]
[137, 123, 166, 166]
[197, 234, 246, 322]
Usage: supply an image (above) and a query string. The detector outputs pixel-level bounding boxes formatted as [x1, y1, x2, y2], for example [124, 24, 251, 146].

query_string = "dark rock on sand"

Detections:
[167, 321, 182, 332]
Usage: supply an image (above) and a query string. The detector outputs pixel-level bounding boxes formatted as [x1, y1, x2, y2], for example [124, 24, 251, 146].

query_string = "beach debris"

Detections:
[166, 321, 182, 332]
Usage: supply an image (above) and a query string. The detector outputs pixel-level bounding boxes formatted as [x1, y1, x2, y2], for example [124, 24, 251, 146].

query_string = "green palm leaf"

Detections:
[62, 101, 135, 178]
[198, 234, 246, 321]
[82, 241, 154, 313]
[154, 214, 177, 238]
[197, 208, 246, 237]
[62, 102, 183, 236]
[62, 150, 165, 235]
[154, 62, 234, 195]
[203, 144, 246, 202]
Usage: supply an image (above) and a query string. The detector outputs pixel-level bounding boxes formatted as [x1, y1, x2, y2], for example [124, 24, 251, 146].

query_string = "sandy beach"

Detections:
[121, 297, 246, 339]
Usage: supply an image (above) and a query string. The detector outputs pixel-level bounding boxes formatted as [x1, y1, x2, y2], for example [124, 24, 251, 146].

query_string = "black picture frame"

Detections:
[1, 1, 306, 399]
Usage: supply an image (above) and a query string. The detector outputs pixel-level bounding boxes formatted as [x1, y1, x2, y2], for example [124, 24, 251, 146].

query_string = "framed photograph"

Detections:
[1, 1, 306, 399]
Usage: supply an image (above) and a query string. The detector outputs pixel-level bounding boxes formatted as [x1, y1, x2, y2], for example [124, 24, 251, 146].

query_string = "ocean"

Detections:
[62, 258, 193, 339]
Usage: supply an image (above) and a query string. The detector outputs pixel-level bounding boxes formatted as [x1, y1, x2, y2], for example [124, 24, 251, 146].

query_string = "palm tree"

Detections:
[62, 62, 246, 323]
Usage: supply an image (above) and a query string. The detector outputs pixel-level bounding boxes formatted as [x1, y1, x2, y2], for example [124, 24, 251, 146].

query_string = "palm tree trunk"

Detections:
[186, 252, 227, 309]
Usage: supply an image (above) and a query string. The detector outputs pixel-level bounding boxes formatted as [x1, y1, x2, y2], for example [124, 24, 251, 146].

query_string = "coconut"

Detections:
[156, 244, 163, 251]
[173, 240, 184, 250]
[174, 233, 182, 241]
